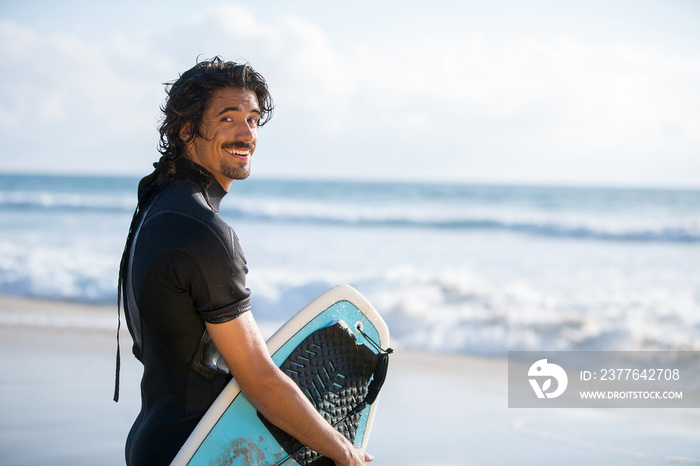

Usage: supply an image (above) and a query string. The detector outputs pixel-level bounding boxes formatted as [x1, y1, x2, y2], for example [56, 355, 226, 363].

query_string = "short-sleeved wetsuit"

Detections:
[123, 159, 251, 466]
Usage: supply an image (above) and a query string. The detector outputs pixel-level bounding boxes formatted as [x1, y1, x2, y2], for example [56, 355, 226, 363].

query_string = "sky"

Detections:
[1, 0, 699, 187]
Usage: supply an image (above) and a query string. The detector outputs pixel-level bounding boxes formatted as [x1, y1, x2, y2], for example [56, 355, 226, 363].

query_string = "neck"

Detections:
[183, 153, 233, 192]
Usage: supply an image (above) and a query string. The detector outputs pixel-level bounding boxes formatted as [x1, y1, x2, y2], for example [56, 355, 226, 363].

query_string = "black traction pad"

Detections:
[258, 322, 380, 465]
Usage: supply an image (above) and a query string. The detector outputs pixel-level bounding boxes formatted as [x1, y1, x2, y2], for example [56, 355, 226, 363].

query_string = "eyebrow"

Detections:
[216, 106, 261, 116]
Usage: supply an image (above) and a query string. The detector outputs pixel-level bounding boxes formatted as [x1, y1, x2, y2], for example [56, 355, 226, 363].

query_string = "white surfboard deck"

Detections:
[171, 284, 390, 466]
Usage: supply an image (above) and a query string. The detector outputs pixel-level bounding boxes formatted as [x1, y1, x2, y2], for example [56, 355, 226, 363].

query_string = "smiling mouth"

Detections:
[224, 147, 250, 157]
[222, 142, 254, 158]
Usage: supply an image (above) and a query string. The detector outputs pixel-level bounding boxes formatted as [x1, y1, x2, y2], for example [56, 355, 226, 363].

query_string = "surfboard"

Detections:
[171, 284, 391, 466]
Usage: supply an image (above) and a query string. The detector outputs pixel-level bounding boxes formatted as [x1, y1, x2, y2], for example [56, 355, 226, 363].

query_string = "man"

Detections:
[118, 57, 372, 466]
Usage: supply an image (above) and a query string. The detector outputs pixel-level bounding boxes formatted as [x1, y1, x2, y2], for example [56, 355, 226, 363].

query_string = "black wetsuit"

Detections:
[123, 159, 251, 466]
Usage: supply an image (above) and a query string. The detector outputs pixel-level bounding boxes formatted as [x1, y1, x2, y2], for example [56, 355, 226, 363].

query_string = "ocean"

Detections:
[1, 173, 698, 355]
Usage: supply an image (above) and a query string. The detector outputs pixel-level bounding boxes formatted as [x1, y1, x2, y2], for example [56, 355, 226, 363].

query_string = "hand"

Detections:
[335, 445, 373, 466]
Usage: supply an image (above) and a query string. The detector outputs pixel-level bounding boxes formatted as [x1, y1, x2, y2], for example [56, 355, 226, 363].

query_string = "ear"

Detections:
[179, 122, 193, 143]
[179, 122, 196, 159]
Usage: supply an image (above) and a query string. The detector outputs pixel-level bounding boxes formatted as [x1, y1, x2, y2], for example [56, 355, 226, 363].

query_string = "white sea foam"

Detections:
[0, 238, 119, 303]
[2, 254, 698, 354]
[246, 264, 700, 355]
[0, 190, 134, 211]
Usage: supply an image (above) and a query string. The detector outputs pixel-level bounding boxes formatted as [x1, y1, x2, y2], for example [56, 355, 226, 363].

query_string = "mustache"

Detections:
[221, 141, 255, 151]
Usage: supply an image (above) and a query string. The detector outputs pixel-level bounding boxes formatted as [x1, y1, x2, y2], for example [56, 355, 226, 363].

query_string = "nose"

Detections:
[236, 121, 257, 143]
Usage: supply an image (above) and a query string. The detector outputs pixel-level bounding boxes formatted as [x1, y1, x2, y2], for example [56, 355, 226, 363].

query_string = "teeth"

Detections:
[224, 148, 249, 156]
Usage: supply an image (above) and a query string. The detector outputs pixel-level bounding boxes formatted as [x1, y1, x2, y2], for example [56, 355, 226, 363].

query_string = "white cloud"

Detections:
[110, 35, 149, 61]
[40, 89, 68, 119]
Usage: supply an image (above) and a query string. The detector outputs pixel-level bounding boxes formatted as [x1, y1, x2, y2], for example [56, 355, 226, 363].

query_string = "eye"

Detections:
[221, 116, 233, 123]
[247, 116, 259, 127]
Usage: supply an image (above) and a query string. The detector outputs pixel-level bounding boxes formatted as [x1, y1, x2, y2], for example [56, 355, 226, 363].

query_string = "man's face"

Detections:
[182, 87, 261, 190]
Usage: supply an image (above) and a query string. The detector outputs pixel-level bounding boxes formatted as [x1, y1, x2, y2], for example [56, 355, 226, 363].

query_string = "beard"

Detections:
[220, 160, 251, 180]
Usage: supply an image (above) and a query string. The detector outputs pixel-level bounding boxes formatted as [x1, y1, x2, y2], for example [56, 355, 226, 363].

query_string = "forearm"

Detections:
[242, 365, 353, 463]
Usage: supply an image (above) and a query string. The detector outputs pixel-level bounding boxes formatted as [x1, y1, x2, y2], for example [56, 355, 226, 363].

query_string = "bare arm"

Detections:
[206, 313, 373, 466]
